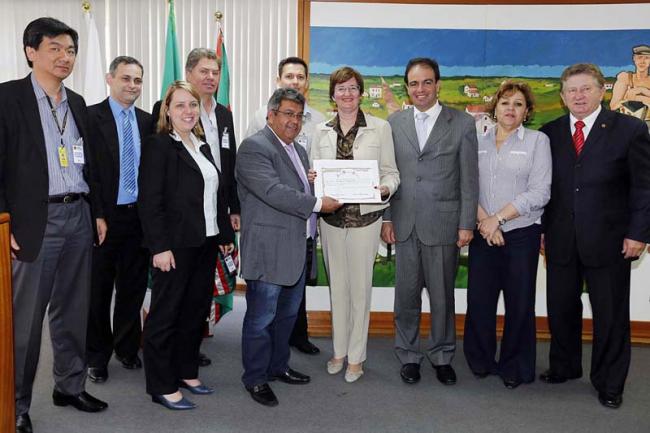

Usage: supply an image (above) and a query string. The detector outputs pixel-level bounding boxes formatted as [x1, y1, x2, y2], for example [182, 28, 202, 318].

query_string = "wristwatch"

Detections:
[496, 213, 507, 226]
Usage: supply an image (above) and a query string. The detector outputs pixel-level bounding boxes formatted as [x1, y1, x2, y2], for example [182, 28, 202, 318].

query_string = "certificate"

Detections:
[313, 159, 381, 203]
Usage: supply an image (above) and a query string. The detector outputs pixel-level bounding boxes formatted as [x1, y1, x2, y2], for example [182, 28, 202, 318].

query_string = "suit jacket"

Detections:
[236, 126, 317, 286]
[87, 98, 152, 224]
[540, 109, 650, 267]
[0, 74, 100, 261]
[310, 112, 400, 214]
[152, 100, 239, 215]
[137, 132, 235, 255]
[386, 105, 479, 245]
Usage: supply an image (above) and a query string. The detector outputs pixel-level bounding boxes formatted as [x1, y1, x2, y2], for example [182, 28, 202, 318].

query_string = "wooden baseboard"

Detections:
[307, 311, 650, 345]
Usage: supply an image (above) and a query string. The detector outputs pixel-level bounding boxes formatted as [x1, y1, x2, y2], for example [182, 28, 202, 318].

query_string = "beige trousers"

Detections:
[320, 218, 382, 364]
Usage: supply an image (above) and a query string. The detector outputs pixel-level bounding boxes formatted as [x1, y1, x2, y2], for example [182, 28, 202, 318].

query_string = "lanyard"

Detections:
[45, 95, 69, 147]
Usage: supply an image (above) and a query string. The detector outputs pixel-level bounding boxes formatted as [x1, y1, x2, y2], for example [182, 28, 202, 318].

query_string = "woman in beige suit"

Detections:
[310, 67, 399, 382]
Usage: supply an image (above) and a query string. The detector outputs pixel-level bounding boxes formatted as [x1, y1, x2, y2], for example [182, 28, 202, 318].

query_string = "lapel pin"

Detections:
[601, 123, 606, 128]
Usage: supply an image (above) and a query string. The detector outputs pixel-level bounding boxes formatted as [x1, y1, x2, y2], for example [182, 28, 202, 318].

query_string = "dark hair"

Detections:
[404, 57, 440, 84]
[278, 57, 309, 78]
[267, 87, 305, 112]
[108, 56, 144, 77]
[23, 17, 79, 68]
[328, 66, 364, 100]
[486, 81, 536, 123]
[560, 63, 605, 91]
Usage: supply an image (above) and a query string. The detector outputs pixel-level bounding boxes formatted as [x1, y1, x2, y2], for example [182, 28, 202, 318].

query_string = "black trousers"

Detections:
[464, 224, 541, 383]
[289, 238, 314, 346]
[143, 237, 219, 395]
[87, 206, 149, 367]
[546, 248, 631, 396]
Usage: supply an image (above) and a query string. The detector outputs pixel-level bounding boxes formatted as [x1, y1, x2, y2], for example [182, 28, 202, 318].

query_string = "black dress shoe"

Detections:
[539, 369, 580, 384]
[271, 368, 311, 384]
[16, 414, 33, 433]
[598, 392, 623, 409]
[115, 354, 142, 369]
[400, 363, 421, 384]
[433, 364, 457, 385]
[291, 340, 320, 355]
[52, 389, 108, 412]
[503, 378, 521, 389]
[151, 394, 196, 410]
[246, 383, 278, 407]
[88, 366, 108, 383]
[198, 352, 212, 367]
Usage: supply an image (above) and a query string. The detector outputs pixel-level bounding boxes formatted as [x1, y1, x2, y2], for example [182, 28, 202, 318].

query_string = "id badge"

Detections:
[224, 254, 237, 274]
[58, 146, 69, 167]
[296, 132, 308, 149]
[221, 127, 230, 149]
[72, 142, 85, 164]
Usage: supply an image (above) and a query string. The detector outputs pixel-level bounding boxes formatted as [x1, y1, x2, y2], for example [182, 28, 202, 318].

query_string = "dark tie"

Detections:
[286, 143, 317, 239]
[121, 110, 137, 195]
[573, 120, 585, 156]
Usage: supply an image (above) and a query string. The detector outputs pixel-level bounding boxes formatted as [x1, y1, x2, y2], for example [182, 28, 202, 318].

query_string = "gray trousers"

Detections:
[394, 231, 458, 366]
[13, 200, 93, 415]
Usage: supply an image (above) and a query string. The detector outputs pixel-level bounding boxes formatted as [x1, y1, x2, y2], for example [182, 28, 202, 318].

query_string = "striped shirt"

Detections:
[31, 73, 88, 196]
[478, 125, 552, 232]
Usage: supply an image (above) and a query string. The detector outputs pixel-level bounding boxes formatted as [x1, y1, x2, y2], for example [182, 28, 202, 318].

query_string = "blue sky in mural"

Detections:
[310, 27, 650, 77]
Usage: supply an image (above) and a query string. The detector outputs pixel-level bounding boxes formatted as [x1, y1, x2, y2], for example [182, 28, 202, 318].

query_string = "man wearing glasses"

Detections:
[236, 88, 341, 406]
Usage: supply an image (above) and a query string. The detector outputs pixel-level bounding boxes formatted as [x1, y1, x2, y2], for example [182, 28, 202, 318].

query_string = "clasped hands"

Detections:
[478, 214, 505, 247]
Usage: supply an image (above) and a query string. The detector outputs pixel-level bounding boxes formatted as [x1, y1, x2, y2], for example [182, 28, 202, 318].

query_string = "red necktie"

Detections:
[573, 120, 585, 155]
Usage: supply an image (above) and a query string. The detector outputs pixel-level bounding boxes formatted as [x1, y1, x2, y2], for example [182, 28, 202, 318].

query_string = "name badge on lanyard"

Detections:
[221, 127, 230, 149]
[58, 146, 69, 167]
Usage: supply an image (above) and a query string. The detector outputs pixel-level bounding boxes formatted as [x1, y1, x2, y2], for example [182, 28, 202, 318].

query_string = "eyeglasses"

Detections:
[273, 109, 307, 122]
[334, 85, 360, 95]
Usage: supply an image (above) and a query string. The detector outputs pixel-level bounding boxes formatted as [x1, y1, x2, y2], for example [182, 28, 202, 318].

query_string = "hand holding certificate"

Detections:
[313, 159, 382, 203]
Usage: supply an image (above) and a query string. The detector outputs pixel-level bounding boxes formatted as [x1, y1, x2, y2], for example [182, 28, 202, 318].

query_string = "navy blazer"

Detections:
[541, 108, 650, 267]
[0, 74, 100, 261]
[137, 132, 235, 255]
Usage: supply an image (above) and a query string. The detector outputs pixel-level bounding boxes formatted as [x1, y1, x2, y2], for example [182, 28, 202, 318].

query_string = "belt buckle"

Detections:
[63, 195, 72, 204]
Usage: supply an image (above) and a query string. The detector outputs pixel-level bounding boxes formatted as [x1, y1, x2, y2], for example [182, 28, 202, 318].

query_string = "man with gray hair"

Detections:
[86, 56, 152, 383]
[236, 88, 341, 406]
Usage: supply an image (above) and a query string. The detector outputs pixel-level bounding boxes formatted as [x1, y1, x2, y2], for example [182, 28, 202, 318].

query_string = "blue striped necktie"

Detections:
[121, 110, 137, 196]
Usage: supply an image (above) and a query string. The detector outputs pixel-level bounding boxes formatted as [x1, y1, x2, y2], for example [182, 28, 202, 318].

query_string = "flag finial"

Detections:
[81, 0, 91, 12]
[215, 11, 223, 21]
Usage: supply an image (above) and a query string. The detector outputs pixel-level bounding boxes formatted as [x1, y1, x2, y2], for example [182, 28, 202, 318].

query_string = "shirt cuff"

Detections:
[313, 198, 322, 213]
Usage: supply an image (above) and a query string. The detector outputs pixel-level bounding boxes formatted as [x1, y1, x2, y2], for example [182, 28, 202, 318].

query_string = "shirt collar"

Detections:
[169, 130, 204, 147]
[201, 96, 217, 117]
[413, 101, 441, 120]
[30, 72, 67, 104]
[570, 105, 602, 131]
[267, 125, 291, 147]
[484, 123, 525, 140]
[108, 96, 135, 120]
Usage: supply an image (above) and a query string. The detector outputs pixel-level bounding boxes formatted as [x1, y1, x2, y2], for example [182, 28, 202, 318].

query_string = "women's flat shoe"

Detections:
[179, 381, 215, 395]
[327, 359, 344, 375]
[344, 369, 364, 383]
[151, 394, 196, 410]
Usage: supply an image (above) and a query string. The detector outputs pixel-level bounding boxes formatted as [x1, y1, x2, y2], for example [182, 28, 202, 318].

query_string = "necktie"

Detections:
[573, 120, 585, 156]
[121, 110, 137, 196]
[286, 143, 317, 238]
[415, 112, 429, 151]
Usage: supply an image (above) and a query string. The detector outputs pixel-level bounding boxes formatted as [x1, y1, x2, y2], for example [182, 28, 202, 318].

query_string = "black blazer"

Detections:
[152, 100, 239, 215]
[0, 74, 100, 262]
[138, 132, 235, 255]
[87, 98, 152, 224]
[540, 109, 650, 267]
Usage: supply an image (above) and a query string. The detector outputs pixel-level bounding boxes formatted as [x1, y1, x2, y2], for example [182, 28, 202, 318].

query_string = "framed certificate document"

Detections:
[313, 159, 381, 203]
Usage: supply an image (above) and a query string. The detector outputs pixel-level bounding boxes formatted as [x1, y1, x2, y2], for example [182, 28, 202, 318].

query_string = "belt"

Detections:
[115, 202, 137, 209]
[47, 193, 84, 204]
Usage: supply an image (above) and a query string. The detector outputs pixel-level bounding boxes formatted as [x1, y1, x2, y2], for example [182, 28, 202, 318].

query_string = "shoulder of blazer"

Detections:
[215, 102, 234, 123]
[359, 112, 385, 130]
[87, 98, 111, 118]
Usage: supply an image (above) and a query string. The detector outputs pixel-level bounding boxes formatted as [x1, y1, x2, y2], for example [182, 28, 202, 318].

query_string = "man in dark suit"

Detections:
[540, 63, 650, 409]
[236, 88, 341, 406]
[0, 17, 108, 433]
[381, 57, 478, 386]
[85, 56, 152, 383]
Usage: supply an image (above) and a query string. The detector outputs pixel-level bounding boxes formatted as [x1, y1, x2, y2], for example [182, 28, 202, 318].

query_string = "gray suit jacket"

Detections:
[236, 126, 317, 286]
[386, 105, 478, 245]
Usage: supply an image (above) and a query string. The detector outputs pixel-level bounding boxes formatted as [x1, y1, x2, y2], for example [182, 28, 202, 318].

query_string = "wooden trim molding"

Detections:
[0, 213, 14, 433]
[307, 311, 650, 345]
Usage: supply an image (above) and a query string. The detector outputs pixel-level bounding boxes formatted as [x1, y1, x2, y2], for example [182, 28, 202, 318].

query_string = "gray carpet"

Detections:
[28, 294, 650, 433]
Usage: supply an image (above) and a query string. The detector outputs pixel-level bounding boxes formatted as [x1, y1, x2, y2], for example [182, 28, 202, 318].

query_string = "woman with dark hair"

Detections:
[139, 81, 234, 409]
[463, 81, 551, 389]
[311, 67, 399, 382]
